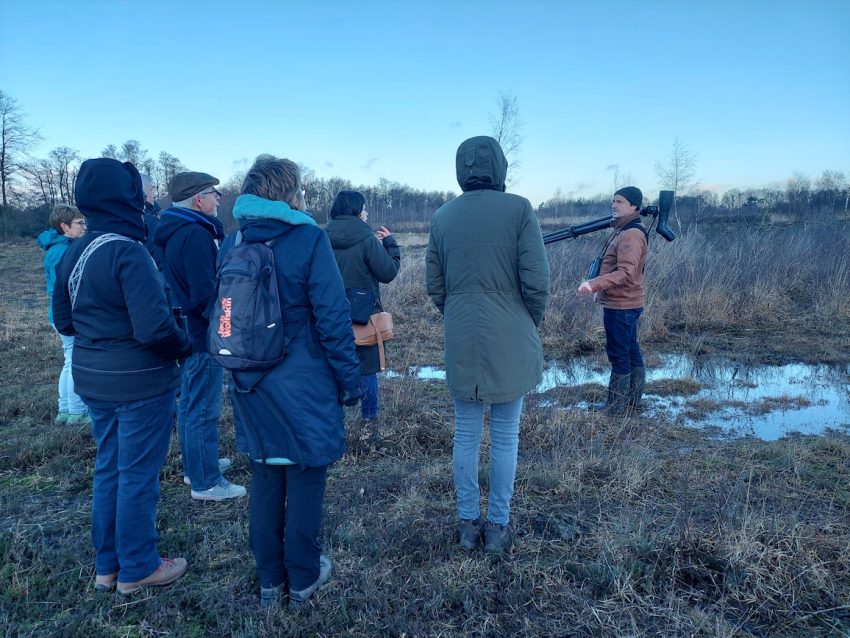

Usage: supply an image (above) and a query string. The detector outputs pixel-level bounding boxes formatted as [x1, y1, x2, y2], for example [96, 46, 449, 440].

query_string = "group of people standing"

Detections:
[38, 135, 649, 607]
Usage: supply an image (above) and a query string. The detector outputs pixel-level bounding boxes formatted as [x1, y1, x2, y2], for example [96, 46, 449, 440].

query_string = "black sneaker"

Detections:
[484, 522, 513, 554]
[458, 516, 485, 550]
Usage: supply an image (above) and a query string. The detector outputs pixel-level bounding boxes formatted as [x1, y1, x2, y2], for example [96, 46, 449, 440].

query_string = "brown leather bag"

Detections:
[352, 312, 394, 371]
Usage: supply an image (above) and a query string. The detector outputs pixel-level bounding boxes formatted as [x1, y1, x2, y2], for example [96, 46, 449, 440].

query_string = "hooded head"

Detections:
[74, 158, 145, 241]
[455, 136, 507, 193]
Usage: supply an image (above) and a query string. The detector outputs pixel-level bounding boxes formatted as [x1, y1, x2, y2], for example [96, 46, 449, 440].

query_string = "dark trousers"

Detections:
[360, 373, 378, 420]
[603, 307, 644, 374]
[248, 462, 328, 590]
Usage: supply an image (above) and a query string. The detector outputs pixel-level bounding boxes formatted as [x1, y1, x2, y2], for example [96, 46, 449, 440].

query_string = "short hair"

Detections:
[49, 203, 83, 233]
[173, 196, 197, 209]
[330, 190, 366, 219]
[139, 173, 153, 196]
[241, 154, 303, 209]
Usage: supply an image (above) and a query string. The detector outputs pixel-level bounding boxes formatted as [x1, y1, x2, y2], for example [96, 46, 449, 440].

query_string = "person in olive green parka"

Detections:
[426, 136, 550, 553]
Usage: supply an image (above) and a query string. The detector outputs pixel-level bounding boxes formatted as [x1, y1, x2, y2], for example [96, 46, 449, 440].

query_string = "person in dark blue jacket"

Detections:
[52, 158, 193, 595]
[153, 171, 245, 501]
[226, 154, 360, 609]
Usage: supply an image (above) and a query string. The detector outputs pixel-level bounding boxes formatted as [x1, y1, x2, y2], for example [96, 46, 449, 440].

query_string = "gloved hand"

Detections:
[340, 387, 361, 406]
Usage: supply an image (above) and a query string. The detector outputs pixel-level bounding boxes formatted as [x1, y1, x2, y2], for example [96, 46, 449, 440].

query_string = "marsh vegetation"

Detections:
[1, 221, 849, 636]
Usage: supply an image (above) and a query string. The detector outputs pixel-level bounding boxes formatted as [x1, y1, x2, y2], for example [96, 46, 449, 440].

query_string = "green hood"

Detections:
[455, 136, 507, 193]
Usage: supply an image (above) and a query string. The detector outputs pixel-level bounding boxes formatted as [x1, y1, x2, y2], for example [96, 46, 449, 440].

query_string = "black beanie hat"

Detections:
[614, 186, 643, 209]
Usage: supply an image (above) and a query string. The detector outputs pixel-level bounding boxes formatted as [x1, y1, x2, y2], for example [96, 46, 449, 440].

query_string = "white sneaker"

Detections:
[183, 458, 233, 485]
[191, 478, 247, 501]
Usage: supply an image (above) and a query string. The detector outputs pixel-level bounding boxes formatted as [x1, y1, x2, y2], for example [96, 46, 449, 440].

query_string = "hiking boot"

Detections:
[191, 478, 246, 501]
[66, 412, 93, 427]
[289, 555, 332, 609]
[483, 522, 514, 554]
[55, 411, 70, 426]
[183, 458, 233, 485]
[458, 516, 485, 550]
[627, 367, 646, 412]
[117, 557, 188, 595]
[94, 572, 117, 592]
[260, 583, 283, 608]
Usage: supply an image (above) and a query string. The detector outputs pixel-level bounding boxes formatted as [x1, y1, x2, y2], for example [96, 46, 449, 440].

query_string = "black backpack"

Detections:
[208, 234, 287, 371]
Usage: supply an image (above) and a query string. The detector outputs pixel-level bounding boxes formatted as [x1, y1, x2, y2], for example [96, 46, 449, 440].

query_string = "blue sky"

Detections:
[1, 0, 848, 205]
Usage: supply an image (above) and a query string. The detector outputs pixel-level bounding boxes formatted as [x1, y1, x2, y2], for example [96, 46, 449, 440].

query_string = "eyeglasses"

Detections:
[71, 220, 87, 227]
[199, 188, 221, 198]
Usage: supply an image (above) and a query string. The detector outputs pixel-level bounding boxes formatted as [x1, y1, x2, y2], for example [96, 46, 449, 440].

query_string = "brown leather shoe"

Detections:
[117, 557, 188, 596]
[94, 572, 117, 592]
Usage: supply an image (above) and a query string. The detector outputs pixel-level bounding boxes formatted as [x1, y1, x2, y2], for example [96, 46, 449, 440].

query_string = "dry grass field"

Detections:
[1, 223, 850, 637]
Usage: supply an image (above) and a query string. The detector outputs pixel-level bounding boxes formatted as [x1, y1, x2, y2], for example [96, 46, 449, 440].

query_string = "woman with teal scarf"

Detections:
[225, 155, 361, 609]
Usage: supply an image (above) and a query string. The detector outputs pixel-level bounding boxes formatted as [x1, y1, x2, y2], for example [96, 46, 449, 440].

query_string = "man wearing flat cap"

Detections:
[578, 186, 648, 417]
[153, 172, 247, 501]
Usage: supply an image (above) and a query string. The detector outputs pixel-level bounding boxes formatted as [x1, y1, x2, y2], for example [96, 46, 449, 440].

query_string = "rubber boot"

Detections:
[627, 367, 646, 412]
[606, 373, 631, 416]
[589, 375, 613, 412]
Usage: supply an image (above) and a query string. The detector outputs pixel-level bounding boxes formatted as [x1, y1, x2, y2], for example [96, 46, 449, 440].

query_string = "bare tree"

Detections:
[489, 90, 523, 185]
[606, 164, 634, 192]
[18, 146, 80, 207]
[155, 151, 186, 197]
[119, 140, 150, 169]
[0, 91, 42, 208]
[102, 144, 118, 159]
[655, 137, 698, 230]
[49, 146, 80, 203]
[19, 158, 58, 207]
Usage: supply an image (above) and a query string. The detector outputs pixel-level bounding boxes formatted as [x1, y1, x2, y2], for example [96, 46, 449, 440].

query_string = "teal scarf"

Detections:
[232, 194, 317, 227]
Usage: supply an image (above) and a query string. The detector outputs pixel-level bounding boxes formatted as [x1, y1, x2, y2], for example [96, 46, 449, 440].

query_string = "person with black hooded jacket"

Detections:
[325, 190, 400, 421]
[52, 158, 193, 595]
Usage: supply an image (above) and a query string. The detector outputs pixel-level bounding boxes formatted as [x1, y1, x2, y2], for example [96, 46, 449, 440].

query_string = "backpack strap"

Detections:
[368, 315, 387, 371]
[621, 217, 649, 238]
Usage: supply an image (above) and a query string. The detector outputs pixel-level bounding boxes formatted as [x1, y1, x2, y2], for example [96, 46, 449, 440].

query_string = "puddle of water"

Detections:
[383, 355, 850, 441]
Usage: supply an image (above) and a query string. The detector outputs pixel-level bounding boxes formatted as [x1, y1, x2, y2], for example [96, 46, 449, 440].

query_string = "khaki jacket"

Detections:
[426, 137, 550, 403]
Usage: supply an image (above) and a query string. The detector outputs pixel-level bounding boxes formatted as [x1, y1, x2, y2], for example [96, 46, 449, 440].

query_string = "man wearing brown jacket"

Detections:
[578, 186, 647, 415]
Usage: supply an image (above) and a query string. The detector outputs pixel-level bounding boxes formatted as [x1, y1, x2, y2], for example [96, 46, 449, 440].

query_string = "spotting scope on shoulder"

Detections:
[543, 190, 677, 244]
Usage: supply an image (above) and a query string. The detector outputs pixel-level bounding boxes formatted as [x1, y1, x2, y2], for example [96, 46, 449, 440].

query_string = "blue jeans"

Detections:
[248, 462, 328, 591]
[361, 373, 378, 420]
[177, 352, 224, 491]
[453, 397, 524, 526]
[603, 308, 644, 375]
[87, 390, 176, 582]
[55, 329, 86, 415]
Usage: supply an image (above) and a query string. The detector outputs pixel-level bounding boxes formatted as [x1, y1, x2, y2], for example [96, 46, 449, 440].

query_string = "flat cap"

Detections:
[169, 171, 219, 202]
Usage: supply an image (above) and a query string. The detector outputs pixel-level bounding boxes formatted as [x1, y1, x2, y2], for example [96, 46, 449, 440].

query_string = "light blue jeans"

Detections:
[177, 352, 224, 491]
[56, 329, 86, 415]
[453, 397, 524, 526]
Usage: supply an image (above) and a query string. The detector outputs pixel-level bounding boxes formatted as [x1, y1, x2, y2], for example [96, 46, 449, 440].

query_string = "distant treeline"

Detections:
[538, 171, 849, 233]
[1, 135, 847, 236]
